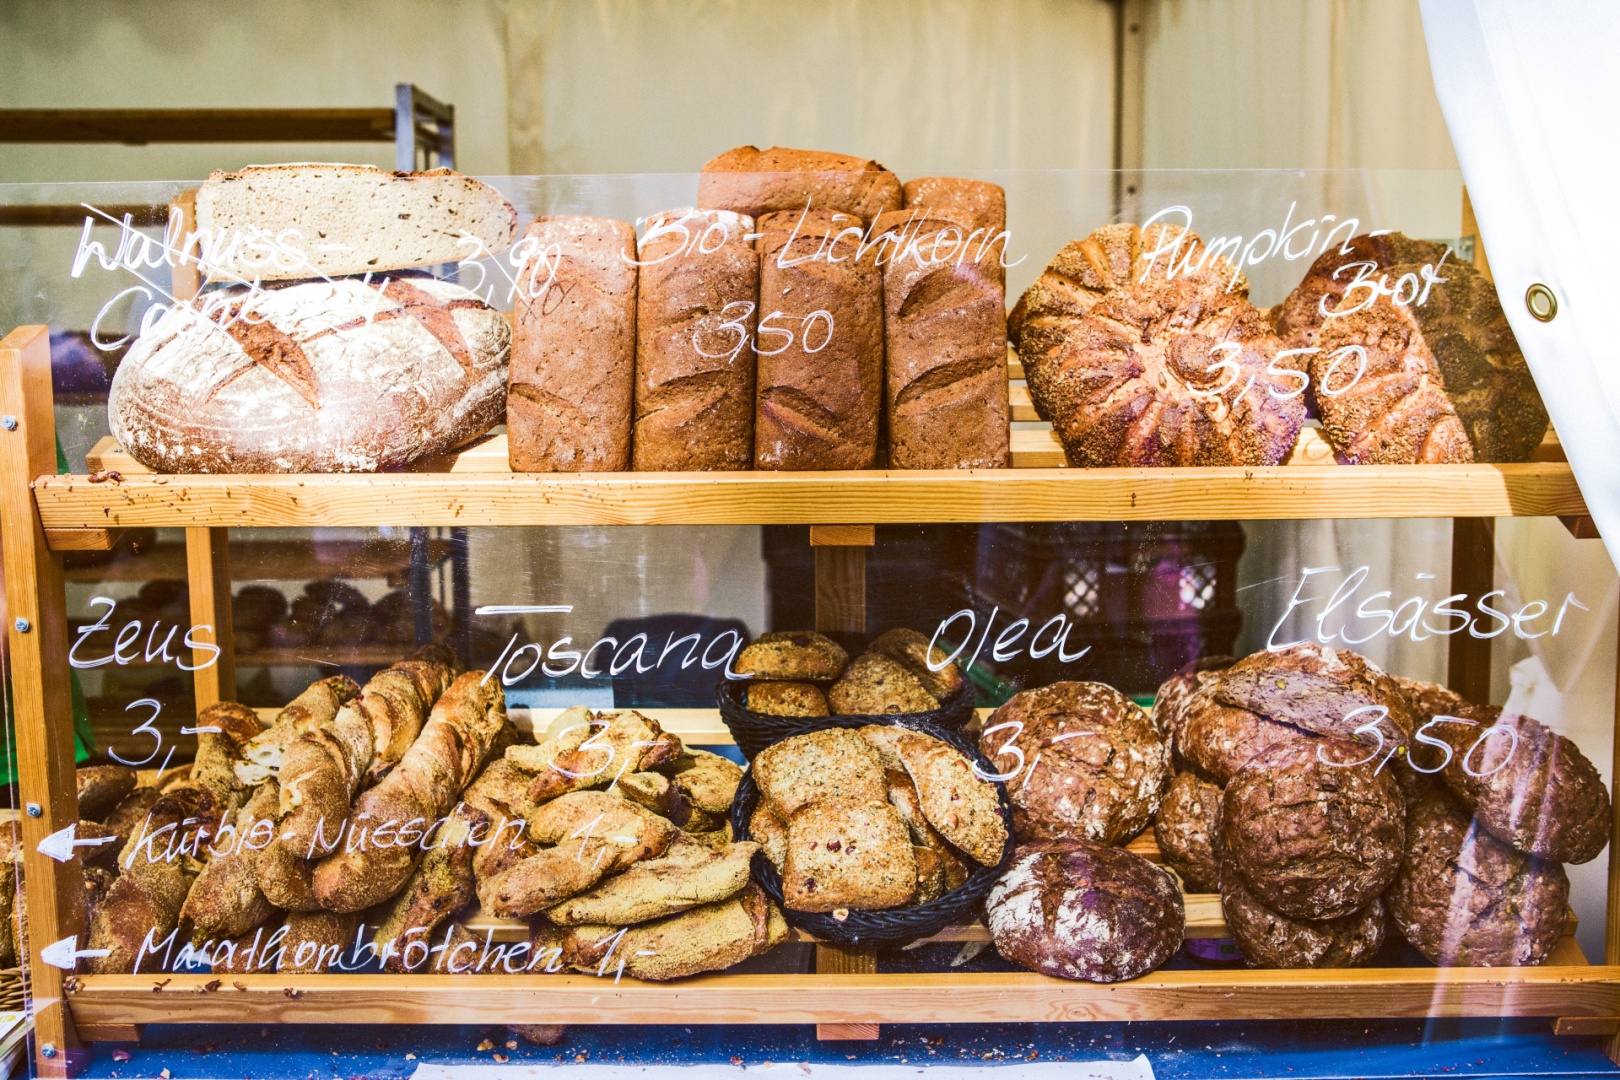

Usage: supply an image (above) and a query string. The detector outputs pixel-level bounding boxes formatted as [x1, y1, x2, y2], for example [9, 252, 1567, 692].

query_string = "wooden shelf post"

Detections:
[184, 528, 235, 711]
[1447, 517, 1494, 701]
[0, 326, 85, 1076]
[809, 524, 881, 1040]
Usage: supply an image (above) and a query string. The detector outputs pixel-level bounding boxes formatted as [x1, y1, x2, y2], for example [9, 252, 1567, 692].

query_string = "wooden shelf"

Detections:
[62, 539, 453, 583]
[64, 955, 1620, 1028]
[34, 434, 1588, 530]
[0, 108, 395, 145]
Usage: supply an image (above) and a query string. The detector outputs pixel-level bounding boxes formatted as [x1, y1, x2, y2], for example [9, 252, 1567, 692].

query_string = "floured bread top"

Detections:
[194, 163, 517, 281]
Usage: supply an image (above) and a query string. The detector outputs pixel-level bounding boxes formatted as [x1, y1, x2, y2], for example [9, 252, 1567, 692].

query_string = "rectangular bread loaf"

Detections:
[632, 208, 758, 471]
[753, 208, 883, 470]
[508, 216, 637, 472]
[874, 210, 1010, 469]
[698, 146, 901, 224]
[900, 177, 1009, 287]
[194, 164, 517, 281]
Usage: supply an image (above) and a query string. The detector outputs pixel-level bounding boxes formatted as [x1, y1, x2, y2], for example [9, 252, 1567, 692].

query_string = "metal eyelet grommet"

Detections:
[1526, 283, 1558, 322]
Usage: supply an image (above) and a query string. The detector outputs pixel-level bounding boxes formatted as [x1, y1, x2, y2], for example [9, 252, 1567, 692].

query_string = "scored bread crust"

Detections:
[1213, 642, 1417, 750]
[1154, 768, 1224, 893]
[109, 277, 509, 473]
[1221, 738, 1405, 920]
[1013, 223, 1305, 467]
[1221, 871, 1386, 969]
[194, 164, 517, 281]
[1272, 232, 1451, 351]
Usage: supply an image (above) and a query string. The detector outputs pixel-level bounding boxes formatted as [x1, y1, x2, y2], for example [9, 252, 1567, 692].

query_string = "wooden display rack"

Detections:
[5, 318, 1620, 1077]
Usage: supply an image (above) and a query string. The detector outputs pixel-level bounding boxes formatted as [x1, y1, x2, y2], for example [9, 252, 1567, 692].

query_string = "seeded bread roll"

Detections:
[746, 682, 829, 717]
[1431, 704, 1611, 864]
[873, 209, 1010, 469]
[193, 164, 517, 281]
[828, 654, 939, 715]
[1387, 788, 1569, 966]
[632, 208, 758, 470]
[1221, 738, 1405, 920]
[869, 628, 964, 702]
[735, 631, 848, 681]
[509, 216, 637, 471]
[1221, 872, 1386, 969]
[986, 839, 1183, 982]
[752, 728, 886, 820]
[980, 681, 1169, 845]
[698, 146, 901, 224]
[753, 209, 883, 470]
[1154, 769, 1224, 892]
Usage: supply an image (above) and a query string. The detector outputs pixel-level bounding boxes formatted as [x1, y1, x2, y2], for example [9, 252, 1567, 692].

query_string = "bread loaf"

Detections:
[900, 177, 1008, 285]
[1011, 223, 1305, 467]
[980, 681, 1168, 845]
[1176, 685, 1312, 784]
[698, 146, 901, 224]
[874, 209, 1010, 469]
[633, 208, 758, 470]
[1221, 872, 1386, 968]
[110, 277, 510, 473]
[1387, 788, 1569, 966]
[181, 780, 280, 939]
[509, 217, 638, 471]
[1154, 769, 1223, 892]
[753, 209, 883, 469]
[1151, 656, 1234, 754]
[1213, 643, 1416, 750]
[1221, 738, 1405, 920]
[1432, 704, 1611, 864]
[194, 164, 517, 281]
[986, 839, 1183, 982]
[76, 764, 137, 822]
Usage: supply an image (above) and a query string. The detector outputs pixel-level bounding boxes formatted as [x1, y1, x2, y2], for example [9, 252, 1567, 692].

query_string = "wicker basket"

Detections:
[716, 678, 977, 760]
[728, 714, 1014, 948]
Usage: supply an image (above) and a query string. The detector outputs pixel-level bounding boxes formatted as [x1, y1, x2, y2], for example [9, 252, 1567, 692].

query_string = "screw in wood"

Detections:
[12, 618, 29, 633]
[0, 416, 15, 430]
[24, 804, 40, 818]
[40, 1044, 56, 1058]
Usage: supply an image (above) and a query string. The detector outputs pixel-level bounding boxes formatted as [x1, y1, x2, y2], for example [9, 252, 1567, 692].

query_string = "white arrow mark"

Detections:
[41, 936, 110, 971]
[37, 823, 118, 863]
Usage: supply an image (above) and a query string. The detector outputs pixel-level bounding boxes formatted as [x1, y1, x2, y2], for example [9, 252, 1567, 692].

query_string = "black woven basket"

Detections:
[728, 714, 1015, 948]
[716, 678, 977, 760]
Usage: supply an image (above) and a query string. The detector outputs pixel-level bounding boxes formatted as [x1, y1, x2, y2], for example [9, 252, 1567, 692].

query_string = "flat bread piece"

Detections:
[897, 732, 1007, 867]
[752, 728, 885, 820]
[782, 798, 917, 912]
[194, 164, 517, 281]
[750, 804, 788, 869]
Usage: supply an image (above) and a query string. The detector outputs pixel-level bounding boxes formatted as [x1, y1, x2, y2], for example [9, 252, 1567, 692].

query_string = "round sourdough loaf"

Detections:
[1387, 789, 1569, 966]
[1154, 768, 1224, 892]
[1221, 738, 1405, 920]
[1212, 643, 1417, 750]
[109, 277, 509, 473]
[1010, 223, 1305, 467]
[986, 839, 1183, 982]
[980, 681, 1169, 845]
[1221, 871, 1386, 968]
[1175, 684, 1311, 784]
[1151, 655, 1234, 754]
[1432, 705, 1611, 864]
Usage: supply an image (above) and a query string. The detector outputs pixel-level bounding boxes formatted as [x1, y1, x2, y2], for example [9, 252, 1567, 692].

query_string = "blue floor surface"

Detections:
[68, 1018, 1620, 1080]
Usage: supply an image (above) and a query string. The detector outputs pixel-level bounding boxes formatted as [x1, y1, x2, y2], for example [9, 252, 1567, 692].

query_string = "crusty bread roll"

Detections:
[109, 277, 509, 473]
[632, 208, 758, 471]
[698, 146, 901, 224]
[509, 216, 638, 471]
[194, 164, 517, 281]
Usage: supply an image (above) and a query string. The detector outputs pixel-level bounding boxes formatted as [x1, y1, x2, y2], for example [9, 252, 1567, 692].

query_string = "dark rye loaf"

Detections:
[873, 209, 1010, 469]
[753, 209, 883, 470]
[632, 208, 758, 471]
[509, 216, 637, 472]
[109, 277, 509, 473]
[1221, 738, 1405, 920]
[1221, 871, 1386, 969]
[1154, 768, 1224, 893]
[1214, 643, 1417, 750]
[1432, 704, 1611, 864]
[1387, 788, 1569, 967]
[698, 146, 901, 224]
[986, 839, 1183, 983]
